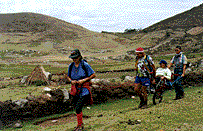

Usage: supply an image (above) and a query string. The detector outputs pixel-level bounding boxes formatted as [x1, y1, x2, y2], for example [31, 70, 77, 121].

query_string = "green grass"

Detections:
[0, 86, 45, 101]
[185, 52, 203, 59]
[81, 86, 203, 131]
[0, 84, 71, 101]
[2, 86, 203, 130]
[0, 64, 69, 78]
[0, 51, 201, 78]
[0, 61, 135, 78]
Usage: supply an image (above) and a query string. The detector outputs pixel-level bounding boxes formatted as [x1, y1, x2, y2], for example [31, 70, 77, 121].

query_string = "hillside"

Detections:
[0, 12, 125, 55]
[1, 3, 203, 62]
[143, 4, 203, 32]
[117, 4, 203, 57]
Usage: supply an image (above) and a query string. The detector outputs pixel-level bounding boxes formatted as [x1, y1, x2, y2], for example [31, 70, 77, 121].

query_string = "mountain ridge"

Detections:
[0, 4, 203, 59]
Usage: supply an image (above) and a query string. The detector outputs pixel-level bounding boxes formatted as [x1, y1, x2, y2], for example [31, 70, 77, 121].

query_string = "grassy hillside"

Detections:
[1, 5, 203, 61]
[2, 86, 203, 131]
[144, 4, 203, 32]
[0, 12, 130, 54]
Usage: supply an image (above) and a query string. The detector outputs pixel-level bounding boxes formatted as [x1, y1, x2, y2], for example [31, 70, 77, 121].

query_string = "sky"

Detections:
[0, 0, 203, 32]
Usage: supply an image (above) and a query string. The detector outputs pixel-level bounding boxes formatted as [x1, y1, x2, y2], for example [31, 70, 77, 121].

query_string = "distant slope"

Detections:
[143, 3, 203, 32]
[0, 12, 123, 53]
[1, 4, 203, 58]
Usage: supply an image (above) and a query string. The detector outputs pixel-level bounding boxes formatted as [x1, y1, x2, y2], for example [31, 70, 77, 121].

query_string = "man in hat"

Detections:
[168, 46, 187, 100]
[134, 47, 156, 109]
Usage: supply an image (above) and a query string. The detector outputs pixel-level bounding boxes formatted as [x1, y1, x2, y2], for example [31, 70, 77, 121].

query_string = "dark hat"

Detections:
[69, 49, 81, 59]
[176, 46, 181, 50]
[159, 59, 167, 65]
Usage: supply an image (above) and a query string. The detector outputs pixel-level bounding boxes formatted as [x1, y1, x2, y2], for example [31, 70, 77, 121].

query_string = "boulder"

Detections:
[91, 79, 101, 84]
[124, 76, 135, 82]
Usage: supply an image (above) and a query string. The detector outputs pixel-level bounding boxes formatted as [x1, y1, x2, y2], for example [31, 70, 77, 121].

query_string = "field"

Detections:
[1, 9, 203, 131]
[0, 51, 202, 131]
[0, 51, 202, 78]
[1, 86, 203, 131]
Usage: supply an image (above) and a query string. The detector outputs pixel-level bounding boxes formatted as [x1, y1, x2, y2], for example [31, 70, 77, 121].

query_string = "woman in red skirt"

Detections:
[67, 49, 96, 131]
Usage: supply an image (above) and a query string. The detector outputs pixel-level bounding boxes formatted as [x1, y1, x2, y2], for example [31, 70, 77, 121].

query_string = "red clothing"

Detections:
[79, 82, 93, 105]
[71, 82, 93, 105]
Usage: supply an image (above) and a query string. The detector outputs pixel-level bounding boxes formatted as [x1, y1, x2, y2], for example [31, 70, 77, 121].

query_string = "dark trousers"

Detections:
[174, 76, 184, 97]
[155, 77, 172, 89]
[73, 94, 89, 114]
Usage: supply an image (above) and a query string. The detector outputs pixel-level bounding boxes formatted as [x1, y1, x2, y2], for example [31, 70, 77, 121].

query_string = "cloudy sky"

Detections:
[0, 0, 202, 32]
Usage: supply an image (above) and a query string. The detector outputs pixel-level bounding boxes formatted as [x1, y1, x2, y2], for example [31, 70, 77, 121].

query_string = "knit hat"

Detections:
[159, 59, 167, 65]
[135, 47, 144, 52]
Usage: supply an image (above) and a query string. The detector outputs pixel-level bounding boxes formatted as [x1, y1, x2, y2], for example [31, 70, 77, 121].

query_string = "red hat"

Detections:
[135, 47, 144, 52]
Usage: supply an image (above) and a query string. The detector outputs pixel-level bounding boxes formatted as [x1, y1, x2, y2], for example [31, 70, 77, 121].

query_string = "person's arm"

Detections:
[182, 64, 186, 77]
[67, 63, 77, 85]
[77, 62, 96, 85]
[168, 56, 175, 69]
[147, 56, 156, 78]
[83, 73, 96, 82]
[151, 63, 156, 79]
[67, 76, 77, 85]
[77, 73, 96, 85]
[182, 55, 187, 77]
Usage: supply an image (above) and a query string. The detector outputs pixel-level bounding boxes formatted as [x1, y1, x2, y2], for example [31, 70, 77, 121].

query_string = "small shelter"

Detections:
[26, 65, 51, 86]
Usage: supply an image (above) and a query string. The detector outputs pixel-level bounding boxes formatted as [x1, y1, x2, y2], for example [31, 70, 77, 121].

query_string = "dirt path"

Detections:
[34, 113, 91, 128]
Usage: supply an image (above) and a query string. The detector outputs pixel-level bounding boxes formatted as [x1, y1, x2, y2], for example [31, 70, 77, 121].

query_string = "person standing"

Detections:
[67, 49, 96, 131]
[134, 47, 156, 109]
[168, 46, 187, 100]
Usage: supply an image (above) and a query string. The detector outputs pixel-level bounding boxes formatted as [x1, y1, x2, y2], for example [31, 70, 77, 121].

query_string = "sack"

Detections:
[70, 85, 78, 96]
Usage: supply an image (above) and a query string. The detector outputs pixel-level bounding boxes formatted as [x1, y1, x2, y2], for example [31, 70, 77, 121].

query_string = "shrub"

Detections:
[33, 80, 48, 86]
[120, 75, 126, 81]
[110, 79, 116, 83]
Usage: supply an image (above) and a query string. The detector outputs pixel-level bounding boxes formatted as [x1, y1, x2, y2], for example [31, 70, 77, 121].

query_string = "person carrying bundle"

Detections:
[168, 46, 187, 100]
[134, 47, 156, 109]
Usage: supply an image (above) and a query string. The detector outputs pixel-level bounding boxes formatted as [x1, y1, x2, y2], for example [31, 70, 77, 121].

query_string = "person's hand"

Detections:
[157, 75, 162, 77]
[78, 79, 85, 85]
[152, 79, 156, 84]
[181, 74, 185, 77]
[71, 80, 77, 85]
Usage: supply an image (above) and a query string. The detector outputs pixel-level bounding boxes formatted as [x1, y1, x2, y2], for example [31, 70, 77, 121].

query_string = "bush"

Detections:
[33, 80, 48, 86]
[120, 75, 126, 81]
[110, 79, 116, 83]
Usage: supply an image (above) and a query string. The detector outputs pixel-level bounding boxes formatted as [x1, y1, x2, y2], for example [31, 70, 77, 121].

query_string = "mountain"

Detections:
[118, 4, 203, 57]
[143, 4, 203, 32]
[0, 12, 123, 54]
[0, 3, 203, 61]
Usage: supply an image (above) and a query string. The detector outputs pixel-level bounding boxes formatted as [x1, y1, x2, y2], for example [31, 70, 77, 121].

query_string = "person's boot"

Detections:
[141, 101, 148, 109]
[173, 94, 180, 100]
[180, 92, 185, 99]
[138, 97, 144, 108]
[74, 112, 84, 131]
